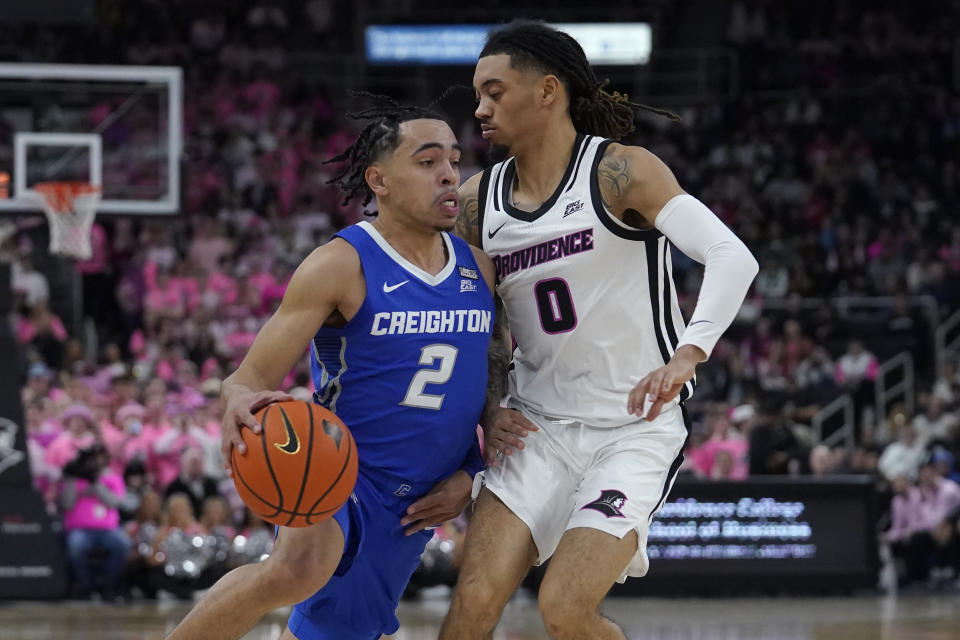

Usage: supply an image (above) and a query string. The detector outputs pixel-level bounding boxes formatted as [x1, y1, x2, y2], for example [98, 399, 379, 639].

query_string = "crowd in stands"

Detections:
[22, 369, 279, 600]
[1, 0, 959, 597]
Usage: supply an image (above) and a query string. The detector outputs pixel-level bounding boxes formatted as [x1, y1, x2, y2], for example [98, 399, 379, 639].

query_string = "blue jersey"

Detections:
[310, 221, 493, 488]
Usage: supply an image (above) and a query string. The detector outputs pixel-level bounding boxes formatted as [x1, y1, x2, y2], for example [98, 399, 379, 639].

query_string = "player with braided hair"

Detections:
[441, 21, 758, 639]
[323, 93, 447, 208]
[169, 101, 497, 639]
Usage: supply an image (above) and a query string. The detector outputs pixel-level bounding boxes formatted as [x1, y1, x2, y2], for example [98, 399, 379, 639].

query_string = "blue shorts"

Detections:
[287, 468, 435, 640]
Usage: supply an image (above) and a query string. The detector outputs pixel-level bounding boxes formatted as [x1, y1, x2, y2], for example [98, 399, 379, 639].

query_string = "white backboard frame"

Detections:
[0, 63, 182, 215]
[14, 132, 103, 205]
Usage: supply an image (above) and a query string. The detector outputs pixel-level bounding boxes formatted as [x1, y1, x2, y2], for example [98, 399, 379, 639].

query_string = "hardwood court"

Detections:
[2, 593, 960, 640]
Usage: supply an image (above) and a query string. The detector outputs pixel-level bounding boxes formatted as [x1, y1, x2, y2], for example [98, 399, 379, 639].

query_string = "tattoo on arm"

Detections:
[597, 150, 631, 212]
[483, 295, 511, 423]
[453, 192, 480, 246]
[597, 147, 655, 230]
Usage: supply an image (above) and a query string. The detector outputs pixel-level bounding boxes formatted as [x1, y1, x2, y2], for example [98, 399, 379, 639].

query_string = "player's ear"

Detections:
[541, 75, 562, 107]
[365, 164, 388, 197]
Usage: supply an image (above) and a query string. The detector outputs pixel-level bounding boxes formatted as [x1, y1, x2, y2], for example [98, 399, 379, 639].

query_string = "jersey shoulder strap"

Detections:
[332, 222, 370, 250]
[476, 167, 493, 251]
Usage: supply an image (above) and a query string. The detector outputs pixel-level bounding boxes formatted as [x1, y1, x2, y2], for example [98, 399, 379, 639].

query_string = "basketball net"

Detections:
[32, 182, 101, 261]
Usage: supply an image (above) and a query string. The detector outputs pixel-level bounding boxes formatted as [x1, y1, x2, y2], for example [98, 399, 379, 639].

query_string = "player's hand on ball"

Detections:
[401, 470, 473, 536]
[220, 388, 294, 473]
[481, 407, 538, 467]
[628, 346, 703, 422]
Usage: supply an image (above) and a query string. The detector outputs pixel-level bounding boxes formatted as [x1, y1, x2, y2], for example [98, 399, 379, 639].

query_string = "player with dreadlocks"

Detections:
[168, 100, 496, 640]
[440, 21, 758, 639]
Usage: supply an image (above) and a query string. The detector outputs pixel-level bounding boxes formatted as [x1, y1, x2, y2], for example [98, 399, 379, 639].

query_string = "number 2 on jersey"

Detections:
[534, 278, 577, 334]
[401, 344, 459, 410]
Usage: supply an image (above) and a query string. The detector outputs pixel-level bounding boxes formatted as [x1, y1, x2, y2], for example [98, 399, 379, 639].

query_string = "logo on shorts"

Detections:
[581, 489, 627, 518]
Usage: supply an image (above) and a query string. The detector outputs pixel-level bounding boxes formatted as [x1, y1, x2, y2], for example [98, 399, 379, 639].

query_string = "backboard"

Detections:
[0, 63, 182, 215]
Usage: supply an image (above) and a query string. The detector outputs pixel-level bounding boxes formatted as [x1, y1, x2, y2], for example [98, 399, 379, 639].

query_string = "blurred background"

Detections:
[1, 0, 959, 638]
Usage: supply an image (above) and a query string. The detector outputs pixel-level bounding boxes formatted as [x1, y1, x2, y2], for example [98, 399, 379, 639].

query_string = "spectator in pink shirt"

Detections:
[143, 392, 170, 428]
[59, 442, 131, 599]
[105, 400, 148, 474]
[99, 415, 127, 476]
[203, 267, 239, 308]
[24, 396, 59, 449]
[835, 340, 879, 386]
[172, 261, 200, 303]
[887, 474, 917, 544]
[261, 261, 291, 309]
[915, 464, 960, 528]
[46, 405, 99, 469]
[688, 406, 750, 480]
[176, 363, 206, 409]
[243, 69, 280, 121]
[888, 461, 960, 584]
[153, 405, 205, 489]
[245, 254, 275, 297]
[25, 399, 60, 505]
[188, 218, 234, 275]
[154, 343, 186, 384]
[16, 302, 68, 369]
[139, 395, 172, 486]
[116, 403, 148, 465]
[144, 268, 186, 322]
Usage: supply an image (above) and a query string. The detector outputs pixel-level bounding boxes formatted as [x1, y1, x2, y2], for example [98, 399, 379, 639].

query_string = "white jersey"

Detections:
[478, 134, 694, 428]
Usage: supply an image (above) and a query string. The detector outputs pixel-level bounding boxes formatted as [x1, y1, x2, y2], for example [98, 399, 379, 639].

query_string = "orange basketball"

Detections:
[231, 400, 358, 528]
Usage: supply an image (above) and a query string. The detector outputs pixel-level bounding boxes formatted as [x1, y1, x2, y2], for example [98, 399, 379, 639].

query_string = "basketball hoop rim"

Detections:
[33, 181, 102, 214]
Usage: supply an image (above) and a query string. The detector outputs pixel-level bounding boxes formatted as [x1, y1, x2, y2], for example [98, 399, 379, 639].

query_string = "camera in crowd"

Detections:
[63, 442, 109, 482]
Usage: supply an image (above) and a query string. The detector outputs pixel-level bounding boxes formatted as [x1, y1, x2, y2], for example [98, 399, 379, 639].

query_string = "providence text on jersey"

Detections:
[493, 227, 595, 279]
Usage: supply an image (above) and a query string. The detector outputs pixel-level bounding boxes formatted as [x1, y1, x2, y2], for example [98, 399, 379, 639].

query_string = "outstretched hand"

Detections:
[400, 470, 473, 536]
[627, 346, 704, 422]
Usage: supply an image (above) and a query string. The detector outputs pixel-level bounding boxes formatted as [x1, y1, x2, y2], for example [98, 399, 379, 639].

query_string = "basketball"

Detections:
[231, 400, 358, 528]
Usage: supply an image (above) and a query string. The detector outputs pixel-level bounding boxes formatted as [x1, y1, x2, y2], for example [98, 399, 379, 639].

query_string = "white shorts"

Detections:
[478, 400, 688, 582]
